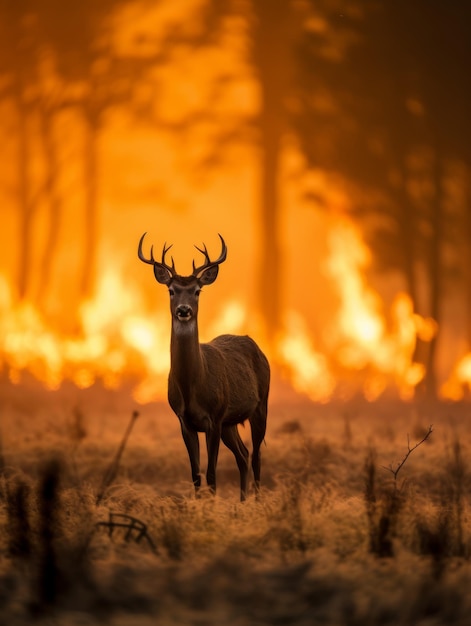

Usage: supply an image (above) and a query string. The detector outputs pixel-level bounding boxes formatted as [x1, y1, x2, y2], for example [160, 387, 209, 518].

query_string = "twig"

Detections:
[382, 425, 433, 482]
[95, 410, 139, 505]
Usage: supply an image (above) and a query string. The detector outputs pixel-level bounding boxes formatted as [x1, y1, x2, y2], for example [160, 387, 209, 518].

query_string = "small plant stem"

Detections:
[382, 425, 433, 486]
[95, 410, 139, 505]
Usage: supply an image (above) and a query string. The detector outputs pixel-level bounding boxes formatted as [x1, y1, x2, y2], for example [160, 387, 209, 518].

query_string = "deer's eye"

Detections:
[169, 289, 175, 297]
[195, 289, 201, 297]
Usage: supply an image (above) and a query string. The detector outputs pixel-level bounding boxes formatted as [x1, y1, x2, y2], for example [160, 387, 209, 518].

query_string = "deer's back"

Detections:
[202, 334, 270, 424]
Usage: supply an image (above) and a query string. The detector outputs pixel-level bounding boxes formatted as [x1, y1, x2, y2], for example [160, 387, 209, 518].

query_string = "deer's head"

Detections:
[138, 233, 227, 323]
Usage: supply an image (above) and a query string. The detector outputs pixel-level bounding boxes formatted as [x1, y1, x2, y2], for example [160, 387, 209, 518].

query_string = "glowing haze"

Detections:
[0, 0, 465, 402]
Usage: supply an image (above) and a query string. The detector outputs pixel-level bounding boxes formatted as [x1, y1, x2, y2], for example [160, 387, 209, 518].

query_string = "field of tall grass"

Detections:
[1, 378, 471, 625]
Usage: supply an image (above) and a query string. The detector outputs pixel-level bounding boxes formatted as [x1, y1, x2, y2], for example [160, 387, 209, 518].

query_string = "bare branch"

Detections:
[381, 425, 433, 482]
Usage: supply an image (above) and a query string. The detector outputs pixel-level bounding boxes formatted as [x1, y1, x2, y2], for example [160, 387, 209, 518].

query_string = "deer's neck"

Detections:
[170, 319, 204, 393]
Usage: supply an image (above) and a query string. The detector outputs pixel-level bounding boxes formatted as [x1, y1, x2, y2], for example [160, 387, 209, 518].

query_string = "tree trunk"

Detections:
[257, 105, 283, 344]
[251, 0, 293, 347]
[465, 168, 471, 349]
[423, 154, 443, 399]
[81, 110, 99, 299]
[14, 80, 34, 301]
[397, 186, 418, 305]
[37, 105, 62, 305]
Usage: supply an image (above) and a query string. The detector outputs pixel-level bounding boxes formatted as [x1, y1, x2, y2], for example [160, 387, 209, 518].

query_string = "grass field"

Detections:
[1, 377, 471, 625]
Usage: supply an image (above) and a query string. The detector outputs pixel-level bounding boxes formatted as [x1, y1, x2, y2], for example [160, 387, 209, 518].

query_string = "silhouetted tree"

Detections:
[36, 0, 131, 299]
[0, 0, 158, 307]
[249, 0, 303, 343]
[0, 0, 40, 300]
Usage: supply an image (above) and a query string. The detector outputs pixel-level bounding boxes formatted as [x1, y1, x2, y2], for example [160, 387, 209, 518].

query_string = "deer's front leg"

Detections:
[205, 424, 222, 495]
[180, 424, 201, 495]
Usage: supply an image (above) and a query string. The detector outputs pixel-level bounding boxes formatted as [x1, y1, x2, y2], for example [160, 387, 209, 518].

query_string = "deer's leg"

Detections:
[250, 401, 268, 496]
[221, 425, 249, 502]
[180, 425, 201, 495]
[205, 425, 221, 495]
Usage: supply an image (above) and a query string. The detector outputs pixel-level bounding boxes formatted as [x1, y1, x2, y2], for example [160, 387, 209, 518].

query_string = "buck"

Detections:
[138, 233, 270, 501]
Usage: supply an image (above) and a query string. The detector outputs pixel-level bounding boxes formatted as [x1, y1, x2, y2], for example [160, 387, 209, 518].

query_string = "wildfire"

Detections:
[323, 219, 437, 400]
[0, 270, 169, 399]
[278, 311, 335, 402]
[0, 218, 438, 402]
[440, 353, 471, 401]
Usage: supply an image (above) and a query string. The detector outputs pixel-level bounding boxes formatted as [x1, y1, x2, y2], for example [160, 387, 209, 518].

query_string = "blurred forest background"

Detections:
[0, 0, 470, 402]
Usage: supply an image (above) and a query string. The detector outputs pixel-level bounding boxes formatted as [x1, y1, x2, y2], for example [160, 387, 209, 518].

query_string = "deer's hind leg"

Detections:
[221, 424, 249, 501]
[250, 399, 268, 496]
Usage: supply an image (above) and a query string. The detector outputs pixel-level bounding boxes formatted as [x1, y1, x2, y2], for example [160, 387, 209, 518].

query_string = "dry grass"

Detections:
[1, 380, 471, 624]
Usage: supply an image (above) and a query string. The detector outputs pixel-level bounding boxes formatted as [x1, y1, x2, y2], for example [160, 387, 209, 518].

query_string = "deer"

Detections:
[138, 233, 270, 501]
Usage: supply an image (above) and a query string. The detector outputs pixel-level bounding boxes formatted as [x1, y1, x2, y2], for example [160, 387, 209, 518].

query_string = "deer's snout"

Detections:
[175, 304, 193, 321]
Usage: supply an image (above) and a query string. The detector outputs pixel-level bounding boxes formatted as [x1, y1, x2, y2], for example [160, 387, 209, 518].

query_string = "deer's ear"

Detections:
[153, 265, 173, 285]
[198, 265, 219, 285]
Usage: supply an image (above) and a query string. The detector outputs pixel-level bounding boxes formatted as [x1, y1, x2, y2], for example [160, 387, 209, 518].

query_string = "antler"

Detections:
[192, 234, 227, 277]
[138, 233, 176, 279]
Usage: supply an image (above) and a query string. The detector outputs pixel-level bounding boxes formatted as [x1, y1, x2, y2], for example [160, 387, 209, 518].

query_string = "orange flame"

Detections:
[323, 219, 437, 400]
[0, 270, 167, 400]
[441, 353, 471, 401]
[278, 311, 335, 402]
